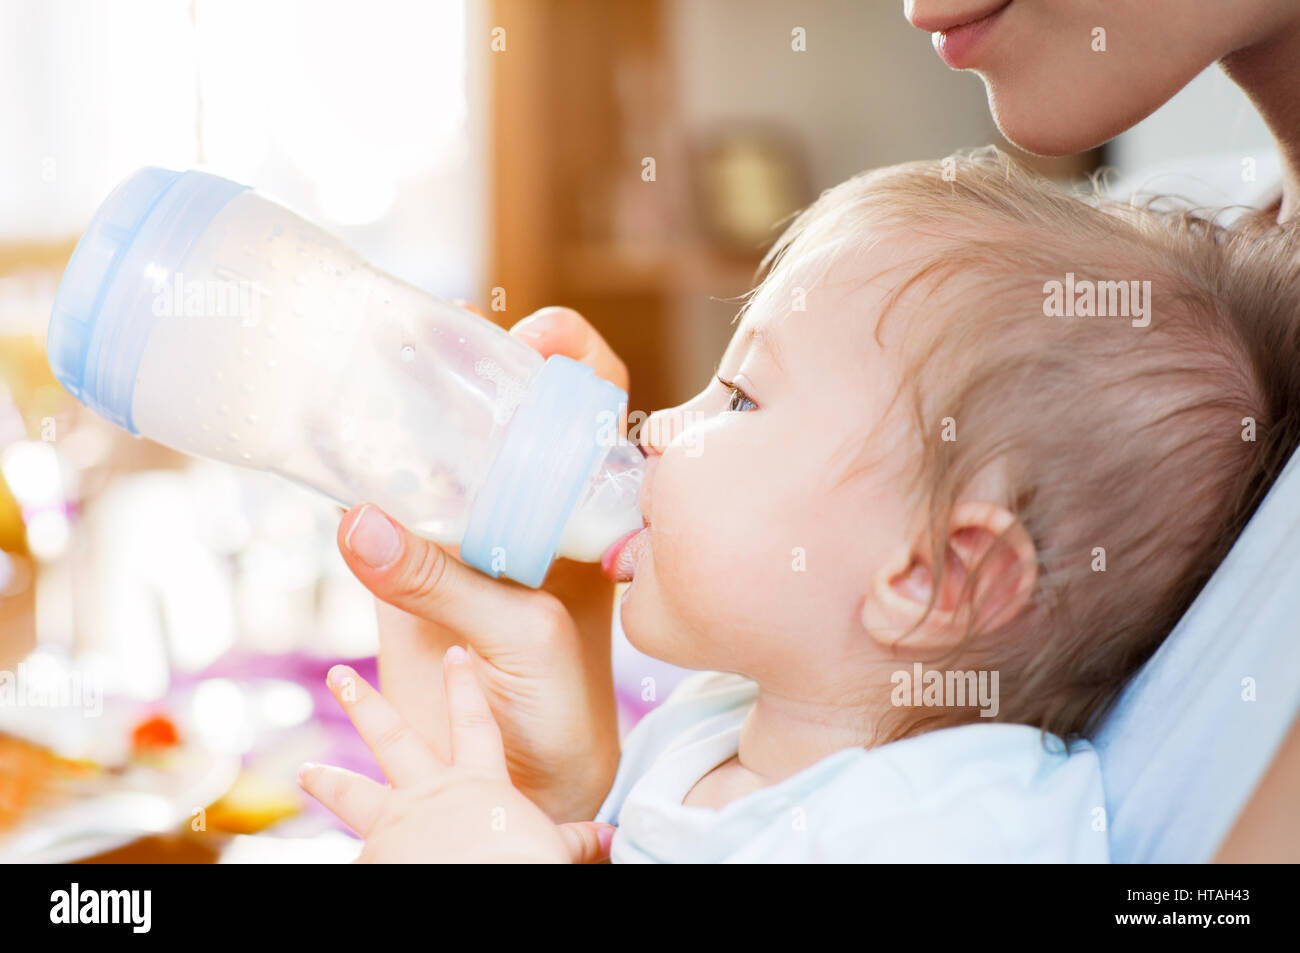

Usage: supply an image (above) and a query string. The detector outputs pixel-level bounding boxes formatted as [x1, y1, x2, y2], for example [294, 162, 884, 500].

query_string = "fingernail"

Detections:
[297, 762, 316, 784]
[597, 825, 616, 853]
[512, 308, 558, 339]
[327, 664, 354, 690]
[345, 504, 402, 568]
[445, 645, 469, 665]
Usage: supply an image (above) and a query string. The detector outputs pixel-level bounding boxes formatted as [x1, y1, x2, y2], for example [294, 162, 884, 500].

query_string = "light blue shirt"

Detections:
[596, 672, 1110, 863]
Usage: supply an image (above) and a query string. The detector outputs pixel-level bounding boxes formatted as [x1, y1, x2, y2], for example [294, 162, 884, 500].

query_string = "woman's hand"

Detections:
[338, 306, 630, 823]
[300, 653, 615, 863]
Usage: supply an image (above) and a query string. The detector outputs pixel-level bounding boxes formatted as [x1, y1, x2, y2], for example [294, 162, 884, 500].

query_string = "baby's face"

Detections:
[621, 249, 924, 692]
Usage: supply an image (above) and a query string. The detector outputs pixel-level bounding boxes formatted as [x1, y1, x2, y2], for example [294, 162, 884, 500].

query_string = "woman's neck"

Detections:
[1221, 10, 1300, 223]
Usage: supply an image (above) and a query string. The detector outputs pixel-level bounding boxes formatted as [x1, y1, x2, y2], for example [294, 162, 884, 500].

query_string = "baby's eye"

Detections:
[717, 376, 757, 412]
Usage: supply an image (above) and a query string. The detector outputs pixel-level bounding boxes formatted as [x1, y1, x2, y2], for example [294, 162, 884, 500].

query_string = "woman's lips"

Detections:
[602, 527, 649, 583]
[925, 1, 1010, 69]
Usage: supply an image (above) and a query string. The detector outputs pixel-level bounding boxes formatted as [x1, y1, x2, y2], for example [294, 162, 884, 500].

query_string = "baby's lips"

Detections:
[602, 527, 647, 582]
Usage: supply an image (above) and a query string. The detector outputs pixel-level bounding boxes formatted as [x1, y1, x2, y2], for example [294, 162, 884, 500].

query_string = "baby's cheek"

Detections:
[649, 504, 730, 603]
[654, 494, 791, 638]
[645, 466, 753, 612]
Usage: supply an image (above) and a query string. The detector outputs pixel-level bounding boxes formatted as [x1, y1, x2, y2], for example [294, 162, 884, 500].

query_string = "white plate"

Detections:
[0, 744, 240, 863]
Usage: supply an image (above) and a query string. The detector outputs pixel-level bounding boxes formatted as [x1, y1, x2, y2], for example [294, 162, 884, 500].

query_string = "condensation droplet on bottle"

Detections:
[475, 359, 527, 425]
[240, 382, 253, 396]
[266, 358, 278, 369]
[400, 345, 415, 362]
[217, 404, 229, 415]
[241, 451, 252, 461]
[227, 431, 239, 442]
[245, 413, 258, 425]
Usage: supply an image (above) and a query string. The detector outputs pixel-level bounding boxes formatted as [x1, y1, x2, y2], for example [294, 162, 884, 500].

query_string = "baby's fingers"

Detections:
[326, 664, 441, 788]
[557, 821, 617, 864]
[298, 762, 388, 836]
[443, 646, 508, 777]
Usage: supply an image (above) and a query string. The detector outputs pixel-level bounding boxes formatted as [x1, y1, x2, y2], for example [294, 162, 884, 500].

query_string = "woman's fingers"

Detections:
[338, 504, 551, 651]
[326, 664, 441, 788]
[298, 762, 389, 836]
[451, 298, 489, 320]
[510, 306, 630, 393]
[459, 301, 626, 392]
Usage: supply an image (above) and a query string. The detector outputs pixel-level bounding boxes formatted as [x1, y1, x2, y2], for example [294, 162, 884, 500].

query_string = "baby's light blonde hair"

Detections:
[752, 147, 1300, 745]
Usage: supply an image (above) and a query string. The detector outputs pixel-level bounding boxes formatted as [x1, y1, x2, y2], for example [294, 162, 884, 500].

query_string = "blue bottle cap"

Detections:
[460, 355, 628, 587]
[47, 168, 247, 433]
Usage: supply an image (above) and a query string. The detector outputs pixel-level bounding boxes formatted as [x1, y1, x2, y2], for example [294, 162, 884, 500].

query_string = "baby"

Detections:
[302, 148, 1300, 862]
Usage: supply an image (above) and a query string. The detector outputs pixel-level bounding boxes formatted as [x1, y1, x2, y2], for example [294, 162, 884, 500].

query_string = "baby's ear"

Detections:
[863, 502, 1037, 654]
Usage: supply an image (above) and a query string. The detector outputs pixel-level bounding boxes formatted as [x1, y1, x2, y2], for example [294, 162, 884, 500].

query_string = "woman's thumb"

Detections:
[337, 503, 530, 640]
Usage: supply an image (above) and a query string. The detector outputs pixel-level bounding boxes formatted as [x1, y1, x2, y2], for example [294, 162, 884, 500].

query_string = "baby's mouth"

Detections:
[602, 524, 650, 582]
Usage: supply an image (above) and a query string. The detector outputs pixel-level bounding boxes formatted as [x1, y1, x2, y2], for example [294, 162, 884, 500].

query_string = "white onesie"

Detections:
[596, 671, 1110, 863]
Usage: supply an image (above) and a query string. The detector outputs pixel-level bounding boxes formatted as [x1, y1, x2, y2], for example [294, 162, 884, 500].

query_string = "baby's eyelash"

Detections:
[717, 375, 758, 412]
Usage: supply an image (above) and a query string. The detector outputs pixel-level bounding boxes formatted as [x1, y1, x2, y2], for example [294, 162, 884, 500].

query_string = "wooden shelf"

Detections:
[558, 241, 763, 297]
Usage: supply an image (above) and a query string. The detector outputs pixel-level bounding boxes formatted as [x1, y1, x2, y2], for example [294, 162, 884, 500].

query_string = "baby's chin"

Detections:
[618, 555, 682, 662]
[617, 555, 654, 642]
[618, 556, 727, 672]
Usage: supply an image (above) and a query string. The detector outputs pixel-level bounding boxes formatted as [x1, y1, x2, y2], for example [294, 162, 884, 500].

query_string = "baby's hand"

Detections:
[299, 649, 615, 864]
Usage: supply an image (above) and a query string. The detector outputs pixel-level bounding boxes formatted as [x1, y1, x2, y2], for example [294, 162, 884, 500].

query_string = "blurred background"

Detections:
[0, 0, 1274, 861]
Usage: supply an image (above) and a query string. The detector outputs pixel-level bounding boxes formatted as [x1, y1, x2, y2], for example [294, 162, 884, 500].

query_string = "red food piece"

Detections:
[131, 713, 180, 752]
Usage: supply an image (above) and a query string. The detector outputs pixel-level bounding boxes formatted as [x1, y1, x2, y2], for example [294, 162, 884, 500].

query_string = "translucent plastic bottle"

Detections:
[46, 168, 644, 587]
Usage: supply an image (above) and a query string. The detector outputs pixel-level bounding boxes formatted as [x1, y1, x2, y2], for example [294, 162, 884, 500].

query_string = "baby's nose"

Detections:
[637, 406, 681, 456]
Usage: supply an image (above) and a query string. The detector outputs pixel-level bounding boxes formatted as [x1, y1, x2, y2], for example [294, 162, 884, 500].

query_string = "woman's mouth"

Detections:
[912, 1, 1011, 69]
[602, 526, 649, 583]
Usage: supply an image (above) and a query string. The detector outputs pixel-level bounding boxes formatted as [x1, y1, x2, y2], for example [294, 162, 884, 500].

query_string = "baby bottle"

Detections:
[46, 168, 644, 587]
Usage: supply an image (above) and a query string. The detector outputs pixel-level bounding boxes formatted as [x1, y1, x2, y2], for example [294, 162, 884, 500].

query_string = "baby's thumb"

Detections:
[556, 821, 616, 864]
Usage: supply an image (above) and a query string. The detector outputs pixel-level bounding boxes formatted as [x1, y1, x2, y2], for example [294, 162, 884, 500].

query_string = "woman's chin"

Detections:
[984, 70, 1194, 158]
[986, 95, 1112, 157]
